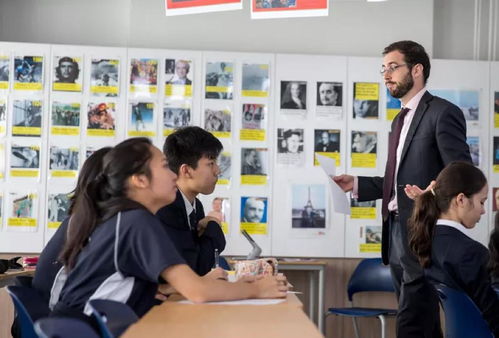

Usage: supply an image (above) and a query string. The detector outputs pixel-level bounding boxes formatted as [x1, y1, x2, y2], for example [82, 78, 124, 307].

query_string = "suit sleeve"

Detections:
[195, 201, 226, 275]
[357, 176, 384, 202]
[436, 103, 472, 164]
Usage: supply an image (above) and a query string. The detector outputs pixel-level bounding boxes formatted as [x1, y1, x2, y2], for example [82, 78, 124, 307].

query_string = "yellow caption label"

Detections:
[51, 126, 79, 136]
[128, 130, 155, 137]
[12, 127, 41, 136]
[206, 86, 232, 93]
[48, 221, 62, 229]
[8, 218, 37, 227]
[87, 129, 115, 137]
[163, 129, 175, 137]
[53, 83, 82, 92]
[217, 178, 230, 185]
[10, 170, 39, 177]
[314, 152, 340, 166]
[211, 131, 230, 139]
[241, 90, 268, 98]
[90, 86, 119, 94]
[240, 129, 265, 141]
[51, 170, 77, 178]
[14, 82, 43, 91]
[241, 175, 267, 185]
[495, 113, 499, 128]
[221, 222, 229, 234]
[165, 84, 192, 97]
[359, 243, 381, 253]
[350, 207, 376, 219]
[354, 83, 379, 101]
[240, 222, 267, 235]
[351, 153, 377, 168]
[130, 85, 157, 93]
[0, 82, 8, 90]
[386, 108, 400, 122]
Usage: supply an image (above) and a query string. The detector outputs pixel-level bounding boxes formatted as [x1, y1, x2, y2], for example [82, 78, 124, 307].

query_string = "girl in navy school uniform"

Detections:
[408, 161, 499, 335]
[52, 137, 288, 322]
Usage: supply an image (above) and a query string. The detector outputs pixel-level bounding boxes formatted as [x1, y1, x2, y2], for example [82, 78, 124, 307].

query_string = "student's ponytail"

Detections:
[408, 190, 440, 268]
[60, 138, 153, 270]
[408, 161, 487, 268]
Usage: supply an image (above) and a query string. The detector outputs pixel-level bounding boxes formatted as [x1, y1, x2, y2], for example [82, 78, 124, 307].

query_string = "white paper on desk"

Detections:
[178, 299, 286, 305]
[315, 153, 350, 215]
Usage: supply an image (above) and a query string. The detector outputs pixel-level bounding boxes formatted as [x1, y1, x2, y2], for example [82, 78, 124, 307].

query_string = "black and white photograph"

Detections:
[291, 184, 326, 229]
[51, 101, 80, 127]
[277, 128, 305, 166]
[165, 59, 192, 85]
[363, 225, 382, 244]
[218, 152, 231, 182]
[0, 98, 6, 125]
[204, 108, 231, 132]
[241, 148, 267, 175]
[47, 193, 70, 223]
[314, 129, 340, 153]
[52, 56, 82, 91]
[14, 56, 43, 85]
[90, 58, 119, 96]
[316, 81, 343, 118]
[0, 56, 9, 83]
[13, 99, 42, 133]
[163, 102, 191, 129]
[280, 81, 307, 110]
[467, 136, 480, 167]
[205, 61, 233, 99]
[353, 82, 379, 119]
[351, 199, 376, 208]
[351, 131, 377, 154]
[10, 145, 39, 169]
[242, 63, 269, 96]
[242, 104, 265, 130]
[49, 146, 79, 171]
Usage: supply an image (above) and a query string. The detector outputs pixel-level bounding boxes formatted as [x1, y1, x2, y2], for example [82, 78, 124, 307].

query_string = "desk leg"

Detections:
[318, 266, 325, 334]
[309, 270, 316, 324]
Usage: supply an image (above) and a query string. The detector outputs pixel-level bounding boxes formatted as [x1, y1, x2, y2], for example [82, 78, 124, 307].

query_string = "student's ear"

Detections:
[179, 163, 193, 179]
[130, 173, 149, 189]
[455, 193, 466, 208]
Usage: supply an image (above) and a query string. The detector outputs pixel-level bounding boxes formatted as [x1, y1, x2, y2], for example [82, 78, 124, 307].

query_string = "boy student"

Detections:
[156, 126, 226, 276]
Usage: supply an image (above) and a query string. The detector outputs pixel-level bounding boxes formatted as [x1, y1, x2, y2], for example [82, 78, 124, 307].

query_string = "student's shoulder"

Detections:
[122, 208, 159, 225]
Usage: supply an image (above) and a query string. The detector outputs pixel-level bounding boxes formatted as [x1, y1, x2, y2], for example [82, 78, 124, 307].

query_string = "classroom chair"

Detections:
[34, 317, 100, 338]
[434, 284, 493, 338]
[6, 285, 50, 338]
[88, 299, 139, 338]
[326, 258, 397, 338]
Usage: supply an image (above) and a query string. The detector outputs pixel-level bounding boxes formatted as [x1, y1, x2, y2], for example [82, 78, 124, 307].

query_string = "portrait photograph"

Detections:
[351, 131, 377, 154]
[277, 128, 305, 166]
[52, 56, 82, 91]
[218, 152, 231, 181]
[291, 184, 326, 229]
[316, 82, 342, 107]
[241, 148, 267, 175]
[280, 81, 307, 110]
[205, 61, 234, 99]
[204, 108, 231, 132]
[206, 196, 230, 224]
[240, 196, 267, 224]
[165, 58, 193, 85]
[314, 129, 340, 153]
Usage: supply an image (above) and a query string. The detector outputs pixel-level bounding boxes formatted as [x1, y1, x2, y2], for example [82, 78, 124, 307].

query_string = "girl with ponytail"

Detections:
[53, 138, 288, 324]
[408, 161, 499, 335]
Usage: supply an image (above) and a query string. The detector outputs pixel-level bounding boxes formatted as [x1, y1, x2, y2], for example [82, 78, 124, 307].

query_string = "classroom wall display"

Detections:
[0, 42, 495, 259]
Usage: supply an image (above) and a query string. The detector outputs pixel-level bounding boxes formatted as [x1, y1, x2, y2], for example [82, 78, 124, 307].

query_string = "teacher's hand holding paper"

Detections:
[332, 174, 354, 192]
[315, 154, 350, 215]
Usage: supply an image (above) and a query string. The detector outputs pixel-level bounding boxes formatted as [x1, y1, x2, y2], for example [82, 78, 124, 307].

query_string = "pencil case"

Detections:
[234, 258, 278, 280]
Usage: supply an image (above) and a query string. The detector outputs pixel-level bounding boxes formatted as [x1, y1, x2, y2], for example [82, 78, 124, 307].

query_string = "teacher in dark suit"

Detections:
[334, 40, 471, 338]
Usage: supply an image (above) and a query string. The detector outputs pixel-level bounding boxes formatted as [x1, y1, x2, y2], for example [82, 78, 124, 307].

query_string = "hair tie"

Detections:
[430, 188, 436, 196]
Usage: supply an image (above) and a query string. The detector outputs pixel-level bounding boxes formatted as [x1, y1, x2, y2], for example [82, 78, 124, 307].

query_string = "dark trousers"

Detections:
[389, 213, 442, 338]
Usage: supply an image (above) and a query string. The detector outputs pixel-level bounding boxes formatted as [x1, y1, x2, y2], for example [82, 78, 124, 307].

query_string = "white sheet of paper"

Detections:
[316, 153, 350, 215]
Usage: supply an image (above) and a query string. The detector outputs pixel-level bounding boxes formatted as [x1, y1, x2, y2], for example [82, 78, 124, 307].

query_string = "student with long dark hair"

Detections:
[33, 147, 112, 303]
[488, 212, 499, 288]
[53, 138, 287, 322]
[408, 161, 499, 335]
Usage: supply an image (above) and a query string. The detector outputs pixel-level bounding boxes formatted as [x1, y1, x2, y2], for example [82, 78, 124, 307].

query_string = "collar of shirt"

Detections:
[436, 218, 474, 239]
[179, 189, 196, 226]
[402, 86, 427, 111]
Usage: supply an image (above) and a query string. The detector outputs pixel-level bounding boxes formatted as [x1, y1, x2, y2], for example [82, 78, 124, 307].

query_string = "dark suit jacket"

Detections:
[155, 191, 226, 276]
[426, 225, 499, 336]
[358, 91, 471, 263]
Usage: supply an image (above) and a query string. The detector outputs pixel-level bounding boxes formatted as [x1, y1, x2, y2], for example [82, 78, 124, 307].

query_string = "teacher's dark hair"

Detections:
[60, 137, 153, 270]
[408, 161, 486, 268]
[383, 40, 431, 84]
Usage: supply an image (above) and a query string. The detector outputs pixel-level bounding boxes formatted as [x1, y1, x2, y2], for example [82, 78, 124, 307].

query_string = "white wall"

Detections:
[0, 0, 433, 57]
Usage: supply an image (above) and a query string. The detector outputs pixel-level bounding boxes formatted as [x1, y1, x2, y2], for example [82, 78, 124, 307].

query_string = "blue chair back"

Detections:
[435, 284, 493, 338]
[347, 258, 394, 301]
[219, 256, 231, 270]
[6, 285, 50, 338]
[34, 317, 99, 338]
[88, 299, 138, 338]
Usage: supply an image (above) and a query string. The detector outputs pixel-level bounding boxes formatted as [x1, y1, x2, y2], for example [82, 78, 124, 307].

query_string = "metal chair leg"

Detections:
[378, 315, 387, 338]
[352, 317, 361, 338]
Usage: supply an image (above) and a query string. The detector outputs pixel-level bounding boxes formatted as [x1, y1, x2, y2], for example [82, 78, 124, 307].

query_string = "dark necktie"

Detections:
[189, 210, 198, 231]
[382, 107, 410, 220]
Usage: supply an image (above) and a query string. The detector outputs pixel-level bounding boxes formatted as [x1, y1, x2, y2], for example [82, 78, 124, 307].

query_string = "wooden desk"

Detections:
[123, 294, 324, 338]
[0, 269, 34, 288]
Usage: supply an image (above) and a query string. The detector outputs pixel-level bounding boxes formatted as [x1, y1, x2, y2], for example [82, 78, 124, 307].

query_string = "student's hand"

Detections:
[197, 216, 220, 236]
[203, 267, 228, 281]
[156, 283, 177, 301]
[252, 274, 289, 299]
[404, 180, 436, 200]
[332, 174, 354, 192]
